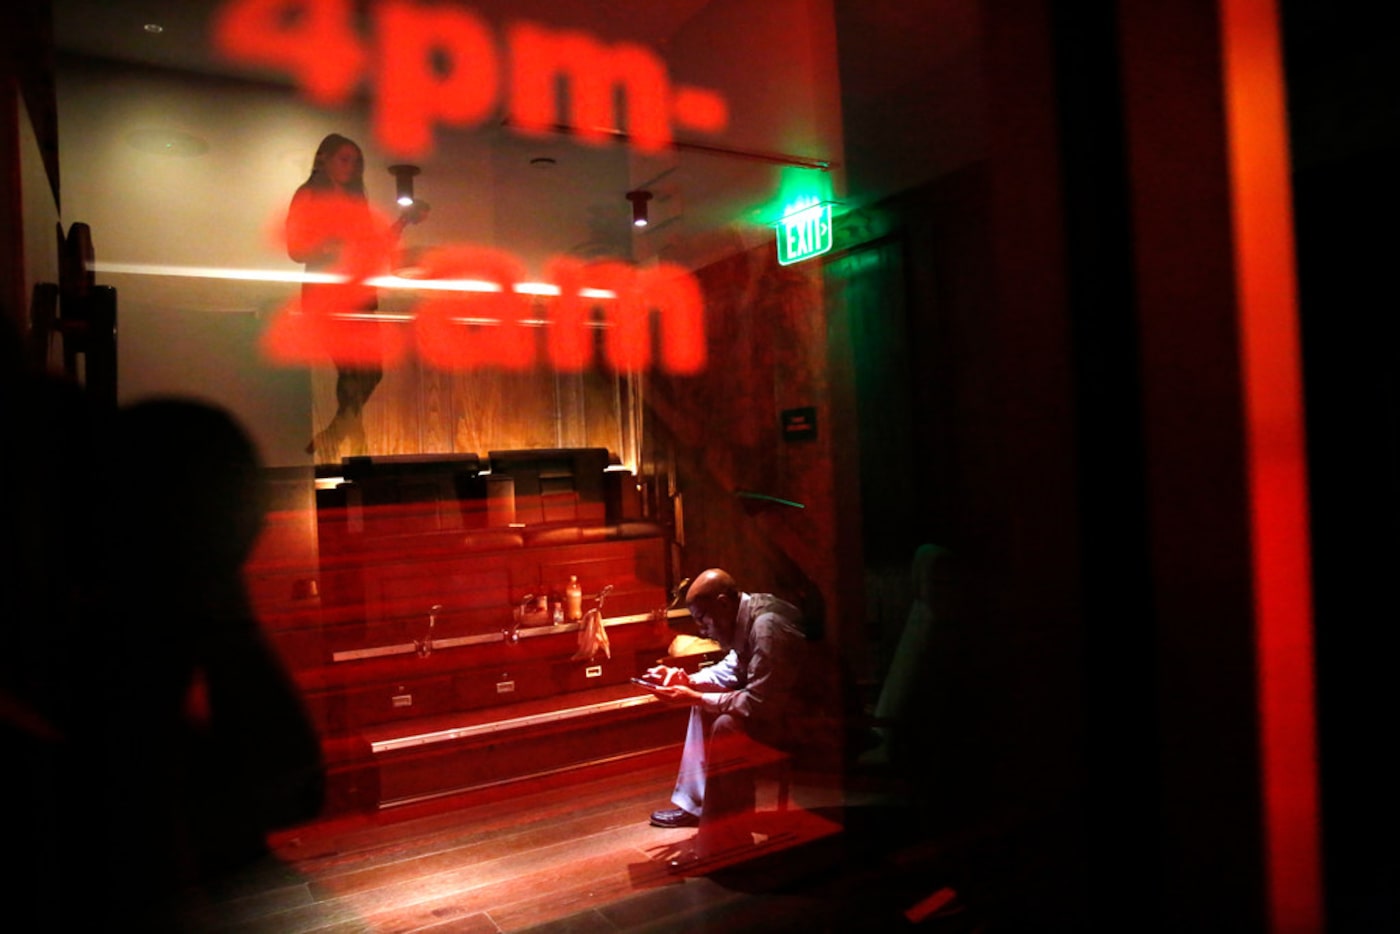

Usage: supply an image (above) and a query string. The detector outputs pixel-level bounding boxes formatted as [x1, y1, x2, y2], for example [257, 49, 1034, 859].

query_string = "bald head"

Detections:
[685, 568, 738, 604]
[684, 569, 741, 646]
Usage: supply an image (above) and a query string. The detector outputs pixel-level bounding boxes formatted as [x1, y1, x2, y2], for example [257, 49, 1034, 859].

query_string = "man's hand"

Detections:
[644, 664, 689, 687]
[651, 683, 703, 706]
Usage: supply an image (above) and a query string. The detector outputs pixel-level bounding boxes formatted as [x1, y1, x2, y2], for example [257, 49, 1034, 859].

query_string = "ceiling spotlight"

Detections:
[626, 190, 653, 228]
[389, 164, 421, 206]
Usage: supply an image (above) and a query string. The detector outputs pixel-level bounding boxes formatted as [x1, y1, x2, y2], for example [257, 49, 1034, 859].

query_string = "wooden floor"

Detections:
[171, 745, 972, 933]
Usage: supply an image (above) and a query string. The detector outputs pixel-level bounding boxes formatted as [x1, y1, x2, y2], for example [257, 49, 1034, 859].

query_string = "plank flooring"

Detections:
[169, 745, 953, 934]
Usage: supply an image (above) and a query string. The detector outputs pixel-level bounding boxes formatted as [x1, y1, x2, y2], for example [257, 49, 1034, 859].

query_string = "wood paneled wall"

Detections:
[642, 239, 854, 660]
[310, 351, 638, 466]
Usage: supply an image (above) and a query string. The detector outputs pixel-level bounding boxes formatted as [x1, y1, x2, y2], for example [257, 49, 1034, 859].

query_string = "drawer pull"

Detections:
[391, 694, 412, 708]
[496, 680, 515, 694]
[585, 665, 603, 678]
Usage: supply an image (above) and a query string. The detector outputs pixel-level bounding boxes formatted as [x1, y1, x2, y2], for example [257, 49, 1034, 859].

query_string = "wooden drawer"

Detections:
[341, 675, 456, 728]
[549, 656, 623, 693]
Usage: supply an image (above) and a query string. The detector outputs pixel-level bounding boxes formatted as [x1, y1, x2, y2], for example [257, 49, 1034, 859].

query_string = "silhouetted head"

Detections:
[108, 399, 267, 574]
[685, 568, 741, 648]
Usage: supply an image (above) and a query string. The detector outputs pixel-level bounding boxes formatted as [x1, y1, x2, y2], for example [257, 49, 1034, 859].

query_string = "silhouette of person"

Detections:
[861, 544, 956, 770]
[84, 398, 326, 926]
[287, 133, 424, 459]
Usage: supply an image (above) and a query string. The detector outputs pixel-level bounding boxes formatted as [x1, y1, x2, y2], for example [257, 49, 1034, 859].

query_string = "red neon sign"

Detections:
[215, 1, 717, 371]
[212, 0, 729, 157]
[263, 195, 707, 374]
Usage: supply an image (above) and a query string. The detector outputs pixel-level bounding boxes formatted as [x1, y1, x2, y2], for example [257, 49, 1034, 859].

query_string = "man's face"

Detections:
[688, 595, 736, 647]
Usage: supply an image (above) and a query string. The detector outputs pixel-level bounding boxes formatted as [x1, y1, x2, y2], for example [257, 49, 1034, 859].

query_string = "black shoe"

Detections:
[650, 807, 700, 828]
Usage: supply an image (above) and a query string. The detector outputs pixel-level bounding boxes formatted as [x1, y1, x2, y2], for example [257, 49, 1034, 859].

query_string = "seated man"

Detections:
[644, 568, 807, 859]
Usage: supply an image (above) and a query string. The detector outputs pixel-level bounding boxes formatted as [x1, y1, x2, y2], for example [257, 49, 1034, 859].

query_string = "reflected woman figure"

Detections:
[287, 133, 424, 458]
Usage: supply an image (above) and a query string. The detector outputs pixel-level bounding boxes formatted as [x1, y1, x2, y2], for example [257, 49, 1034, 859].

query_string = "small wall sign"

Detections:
[781, 406, 817, 441]
[775, 198, 833, 266]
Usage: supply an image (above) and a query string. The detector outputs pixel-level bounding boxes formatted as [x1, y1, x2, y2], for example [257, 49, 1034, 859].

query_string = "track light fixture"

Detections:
[389, 164, 421, 206]
[626, 190, 653, 227]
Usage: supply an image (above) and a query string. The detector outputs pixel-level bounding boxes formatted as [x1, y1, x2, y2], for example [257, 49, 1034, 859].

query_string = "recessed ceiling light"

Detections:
[143, 23, 164, 34]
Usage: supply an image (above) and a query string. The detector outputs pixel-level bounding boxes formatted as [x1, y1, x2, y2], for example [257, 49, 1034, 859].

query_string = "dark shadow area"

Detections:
[1283, 2, 1400, 929]
[2, 337, 327, 928]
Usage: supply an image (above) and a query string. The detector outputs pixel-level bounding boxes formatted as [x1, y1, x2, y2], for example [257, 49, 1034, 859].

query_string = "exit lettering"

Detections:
[776, 202, 833, 266]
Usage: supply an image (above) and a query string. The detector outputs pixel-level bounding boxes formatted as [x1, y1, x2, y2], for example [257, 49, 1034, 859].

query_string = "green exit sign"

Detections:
[776, 198, 834, 265]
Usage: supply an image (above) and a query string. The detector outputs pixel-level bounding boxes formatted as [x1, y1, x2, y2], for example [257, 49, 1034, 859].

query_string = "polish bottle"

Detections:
[565, 575, 583, 622]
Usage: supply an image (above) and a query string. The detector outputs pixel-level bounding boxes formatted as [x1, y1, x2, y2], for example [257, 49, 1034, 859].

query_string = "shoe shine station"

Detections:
[251, 448, 721, 813]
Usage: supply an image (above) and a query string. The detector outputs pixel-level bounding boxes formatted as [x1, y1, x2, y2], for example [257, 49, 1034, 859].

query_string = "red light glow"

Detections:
[264, 195, 707, 373]
[1220, 0, 1322, 930]
[212, 0, 729, 157]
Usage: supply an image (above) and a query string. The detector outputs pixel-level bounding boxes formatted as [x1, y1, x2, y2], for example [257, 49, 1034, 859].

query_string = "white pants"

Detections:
[671, 707, 776, 820]
[671, 705, 710, 816]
